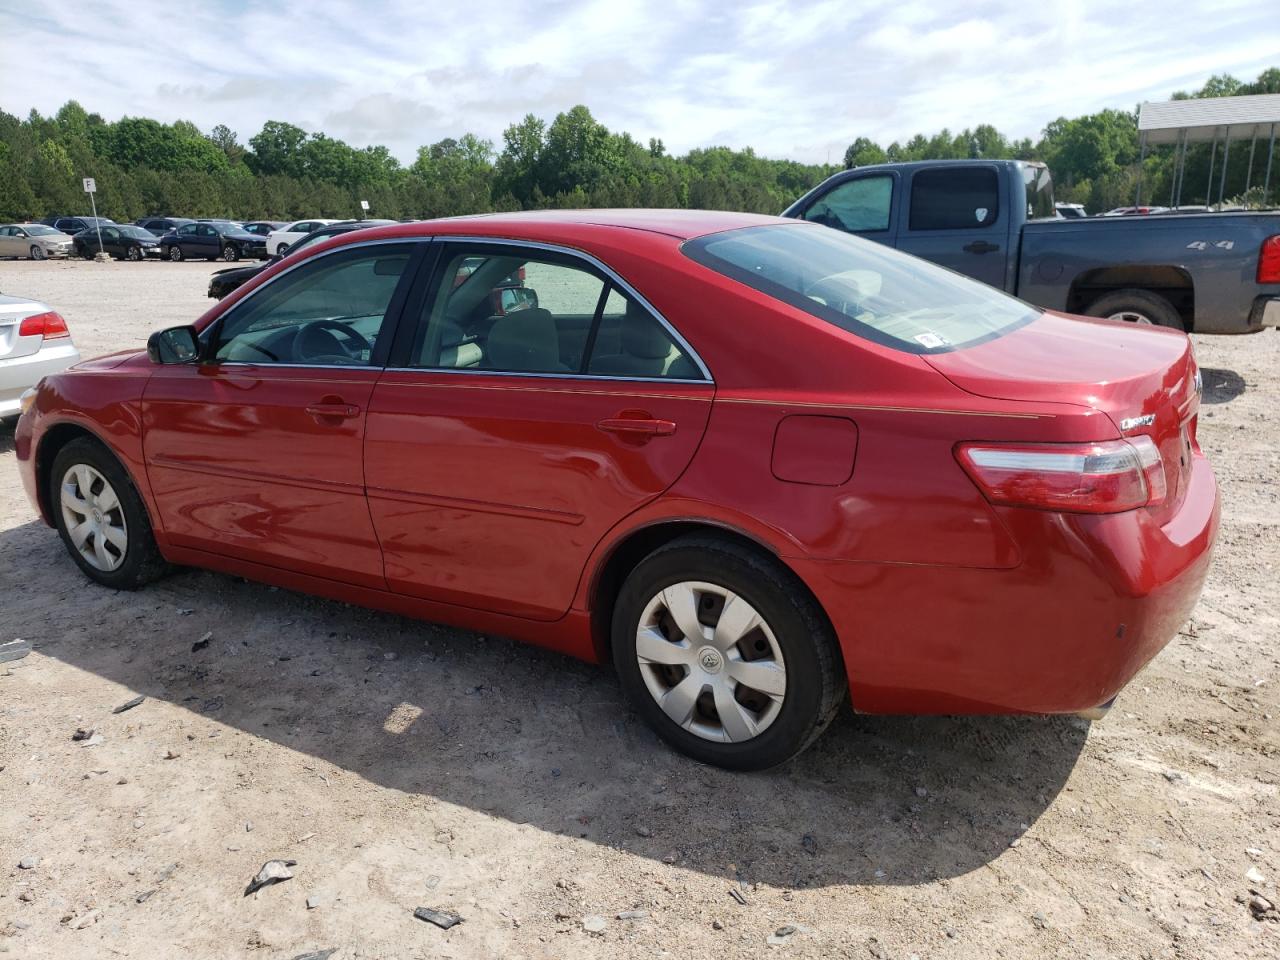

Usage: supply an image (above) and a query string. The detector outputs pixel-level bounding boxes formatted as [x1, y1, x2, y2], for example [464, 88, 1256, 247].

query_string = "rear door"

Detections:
[896, 164, 1013, 288]
[0, 227, 16, 257]
[364, 240, 714, 620]
[142, 241, 421, 585]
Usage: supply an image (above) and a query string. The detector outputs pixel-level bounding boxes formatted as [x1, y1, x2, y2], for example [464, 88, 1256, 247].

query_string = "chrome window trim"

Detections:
[200, 233, 714, 384]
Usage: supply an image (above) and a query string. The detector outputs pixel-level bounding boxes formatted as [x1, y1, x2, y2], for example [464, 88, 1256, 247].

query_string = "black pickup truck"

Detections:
[783, 160, 1280, 333]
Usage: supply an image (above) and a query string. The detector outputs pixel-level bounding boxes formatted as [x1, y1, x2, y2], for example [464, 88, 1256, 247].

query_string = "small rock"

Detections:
[729, 887, 748, 905]
[1249, 894, 1275, 918]
[635, 825, 652, 838]
[801, 834, 818, 856]
[712, 919, 725, 930]
[70, 909, 101, 930]
[132, 818, 144, 830]
[18, 856, 38, 870]
[112, 695, 145, 714]
[72, 727, 95, 742]
[178, 608, 194, 616]
[163, 749, 181, 760]
[1246, 847, 1265, 858]
[82, 733, 104, 748]
[192, 632, 212, 652]
[1009, 838, 1022, 848]
[582, 915, 607, 934]
[1031, 911, 1048, 929]
[945, 927, 958, 939]
[914, 786, 928, 798]
[1163, 770, 1185, 783]
[306, 895, 321, 910]
[136, 889, 156, 904]
[18, 890, 35, 902]
[1246, 866, 1267, 885]
[117, 777, 128, 785]
[245, 821, 254, 833]
[413, 906, 463, 929]
[291, 951, 337, 960]
[617, 910, 648, 920]
[244, 859, 296, 896]
[383, 651, 397, 661]
[0, 638, 32, 663]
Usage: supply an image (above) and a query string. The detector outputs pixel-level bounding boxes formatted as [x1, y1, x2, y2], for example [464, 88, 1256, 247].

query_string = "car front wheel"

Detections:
[50, 437, 170, 590]
[612, 536, 845, 770]
[221, 244, 240, 262]
[168, 245, 183, 262]
[30, 245, 46, 261]
[126, 246, 142, 261]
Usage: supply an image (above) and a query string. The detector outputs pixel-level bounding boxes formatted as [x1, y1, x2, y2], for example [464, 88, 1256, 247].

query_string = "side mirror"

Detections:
[147, 325, 201, 364]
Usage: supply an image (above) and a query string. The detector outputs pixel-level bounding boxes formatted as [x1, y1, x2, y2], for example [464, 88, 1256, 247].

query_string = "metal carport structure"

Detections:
[1136, 93, 1280, 209]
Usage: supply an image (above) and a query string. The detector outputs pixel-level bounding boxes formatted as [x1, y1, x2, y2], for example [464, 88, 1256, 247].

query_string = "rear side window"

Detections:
[682, 223, 1036, 354]
[909, 167, 999, 231]
[802, 175, 893, 233]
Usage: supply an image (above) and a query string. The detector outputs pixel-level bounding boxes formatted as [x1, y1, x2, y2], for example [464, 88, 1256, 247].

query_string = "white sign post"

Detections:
[359, 199, 370, 219]
[82, 178, 104, 255]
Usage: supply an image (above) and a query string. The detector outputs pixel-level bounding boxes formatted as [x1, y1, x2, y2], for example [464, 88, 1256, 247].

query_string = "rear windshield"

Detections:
[682, 223, 1038, 353]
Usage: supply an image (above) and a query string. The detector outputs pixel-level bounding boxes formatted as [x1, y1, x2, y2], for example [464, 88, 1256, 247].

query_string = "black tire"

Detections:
[221, 244, 240, 262]
[82, 247, 95, 260]
[49, 436, 171, 590]
[168, 245, 184, 262]
[30, 245, 45, 261]
[126, 245, 142, 262]
[611, 535, 845, 770]
[276, 243, 290, 256]
[1084, 288, 1184, 330]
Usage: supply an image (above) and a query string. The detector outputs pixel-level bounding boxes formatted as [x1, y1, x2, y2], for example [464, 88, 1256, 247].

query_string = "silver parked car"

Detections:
[0, 223, 76, 260]
[0, 295, 81, 421]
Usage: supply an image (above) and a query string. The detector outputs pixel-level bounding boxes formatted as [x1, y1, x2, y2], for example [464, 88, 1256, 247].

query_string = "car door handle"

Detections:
[963, 240, 1000, 254]
[306, 402, 360, 421]
[597, 416, 677, 438]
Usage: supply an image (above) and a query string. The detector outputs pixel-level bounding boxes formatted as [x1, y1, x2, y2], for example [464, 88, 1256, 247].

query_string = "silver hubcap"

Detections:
[60, 464, 128, 572]
[1108, 310, 1153, 325]
[635, 581, 786, 743]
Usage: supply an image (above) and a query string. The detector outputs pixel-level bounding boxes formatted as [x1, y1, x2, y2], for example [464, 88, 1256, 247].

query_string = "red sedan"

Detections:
[14, 210, 1219, 770]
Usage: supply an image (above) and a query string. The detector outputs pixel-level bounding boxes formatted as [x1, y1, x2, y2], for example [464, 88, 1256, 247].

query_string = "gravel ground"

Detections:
[1, 257, 1278, 959]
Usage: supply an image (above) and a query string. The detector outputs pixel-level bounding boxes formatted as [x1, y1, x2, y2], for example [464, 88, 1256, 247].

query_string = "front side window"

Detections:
[178, 224, 196, 236]
[212, 244, 412, 365]
[682, 223, 1036, 354]
[802, 175, 893, 233]
[909, 167, 1000, 231]
[411, 246, 696, 379]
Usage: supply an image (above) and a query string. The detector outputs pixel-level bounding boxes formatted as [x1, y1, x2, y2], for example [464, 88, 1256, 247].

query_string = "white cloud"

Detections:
[1, 0, 1274, 164]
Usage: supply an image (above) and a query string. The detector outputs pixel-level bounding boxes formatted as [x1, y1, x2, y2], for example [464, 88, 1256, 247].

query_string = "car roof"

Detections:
[351, 209, 786, 242]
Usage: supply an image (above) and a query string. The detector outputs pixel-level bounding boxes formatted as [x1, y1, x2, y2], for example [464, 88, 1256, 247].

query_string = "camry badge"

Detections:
[1120, 413, 1156, 432]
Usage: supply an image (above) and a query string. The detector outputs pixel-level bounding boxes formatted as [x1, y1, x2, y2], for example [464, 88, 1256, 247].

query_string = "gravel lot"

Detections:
[1, 258, 1278, 959]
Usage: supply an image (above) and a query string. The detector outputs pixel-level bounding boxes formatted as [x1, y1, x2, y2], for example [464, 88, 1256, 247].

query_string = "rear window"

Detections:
[682, 223, 1037, 354]
[909, 167, 999, 230]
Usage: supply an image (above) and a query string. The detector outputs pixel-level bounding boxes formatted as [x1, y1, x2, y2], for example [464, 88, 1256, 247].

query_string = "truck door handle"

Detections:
[597, 416, 677, 438]
[306, 401, 360, 421]
[963, 241, 1000, 254]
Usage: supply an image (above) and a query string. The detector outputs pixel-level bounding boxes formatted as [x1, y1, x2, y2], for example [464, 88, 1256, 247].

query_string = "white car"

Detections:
[1, 295, 81, 421]
[266, 219, 341, 256]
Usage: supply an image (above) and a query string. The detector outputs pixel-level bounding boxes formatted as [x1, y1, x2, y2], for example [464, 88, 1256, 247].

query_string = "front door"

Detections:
[142, 241, 421, 586]
[365, 242, 714, 620]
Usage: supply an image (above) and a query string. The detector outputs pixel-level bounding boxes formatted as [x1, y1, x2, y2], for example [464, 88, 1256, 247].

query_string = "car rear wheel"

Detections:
[126, 246, 142, 261]
[612, 536, 845, 770]
[50, 437, 170, 590]
[168, 245, 183, 262]
[1085, 289, 1183, 330]
[30, 245, 45, 261]
[222, 244, 240, 262]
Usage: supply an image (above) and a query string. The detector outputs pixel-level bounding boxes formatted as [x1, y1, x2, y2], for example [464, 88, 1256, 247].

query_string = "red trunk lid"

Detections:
[925, 312, 1201, 518]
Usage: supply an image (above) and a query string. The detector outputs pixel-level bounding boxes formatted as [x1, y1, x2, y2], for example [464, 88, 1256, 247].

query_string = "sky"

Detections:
[2, 0, 1276, 165]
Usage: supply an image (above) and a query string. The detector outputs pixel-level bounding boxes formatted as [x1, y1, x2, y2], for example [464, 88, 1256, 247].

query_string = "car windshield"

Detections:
[24, 225, 61, 236]
[682, 223, 1038, 354]
[118, 226, 155, 239]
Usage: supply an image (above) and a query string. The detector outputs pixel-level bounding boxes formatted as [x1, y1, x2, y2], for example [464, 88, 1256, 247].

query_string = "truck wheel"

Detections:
[1085, 289, 1184, 330]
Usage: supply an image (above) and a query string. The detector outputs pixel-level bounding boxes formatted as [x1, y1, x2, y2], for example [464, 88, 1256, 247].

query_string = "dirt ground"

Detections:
[1, 257, 1277, 960]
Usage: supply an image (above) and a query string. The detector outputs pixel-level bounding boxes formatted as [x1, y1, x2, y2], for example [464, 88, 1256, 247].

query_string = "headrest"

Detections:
[487, 308, 561, 370]
[622, 302, 673, 359]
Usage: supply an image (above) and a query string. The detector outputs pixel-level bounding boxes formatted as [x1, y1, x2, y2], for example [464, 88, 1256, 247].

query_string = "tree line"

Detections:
[0, 67, 1275, 224]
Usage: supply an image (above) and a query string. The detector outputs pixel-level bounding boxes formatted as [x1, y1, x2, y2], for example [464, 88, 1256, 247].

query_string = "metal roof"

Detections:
[1138, 94, 1280, 144]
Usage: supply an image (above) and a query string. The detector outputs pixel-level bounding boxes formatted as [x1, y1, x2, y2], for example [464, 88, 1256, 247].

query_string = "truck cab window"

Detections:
[909, 168, 999, 231]
[803, 175, 892, 233]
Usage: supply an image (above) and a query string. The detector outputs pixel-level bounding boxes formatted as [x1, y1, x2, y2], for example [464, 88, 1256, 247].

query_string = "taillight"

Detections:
[18, 311, 70, 340]
[1259, 235, 1280, 284]
[956, 436, 1166, 514]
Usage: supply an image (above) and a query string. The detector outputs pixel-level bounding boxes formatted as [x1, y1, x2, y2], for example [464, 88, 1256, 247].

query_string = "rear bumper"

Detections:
[1254, 296, 1280, 329]
[793, 455, 1219, 715]
[0, 343, 80, 417]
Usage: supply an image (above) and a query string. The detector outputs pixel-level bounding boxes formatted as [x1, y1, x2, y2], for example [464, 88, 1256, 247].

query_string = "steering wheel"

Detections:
[805, 276, 866, 315]
[295, 318, 373, 364]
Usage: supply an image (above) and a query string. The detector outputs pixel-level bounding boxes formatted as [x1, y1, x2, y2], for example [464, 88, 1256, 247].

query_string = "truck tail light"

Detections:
[1259, 235, 1280, 284]
[956, 436, 1166, 514]
[18, 311, 70, 340]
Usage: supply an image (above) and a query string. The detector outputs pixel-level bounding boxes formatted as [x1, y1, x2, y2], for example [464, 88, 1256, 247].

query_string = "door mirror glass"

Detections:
[148, 325, 201, 364]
